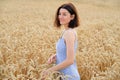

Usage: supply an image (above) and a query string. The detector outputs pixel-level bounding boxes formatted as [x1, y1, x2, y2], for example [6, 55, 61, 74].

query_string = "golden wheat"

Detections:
[0, 0, 120, 80]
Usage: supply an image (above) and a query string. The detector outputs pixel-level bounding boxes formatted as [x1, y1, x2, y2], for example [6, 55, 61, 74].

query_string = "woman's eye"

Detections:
[63, 13, 67, 16]
[58, 13, 61, 15]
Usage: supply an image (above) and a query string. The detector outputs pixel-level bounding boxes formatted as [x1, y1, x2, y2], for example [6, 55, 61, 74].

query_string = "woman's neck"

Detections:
[64, 25, 70, 30]
[64, 26, 72, 31]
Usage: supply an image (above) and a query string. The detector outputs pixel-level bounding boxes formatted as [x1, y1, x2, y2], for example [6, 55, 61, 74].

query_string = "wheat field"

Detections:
[0, 0, 120, 80]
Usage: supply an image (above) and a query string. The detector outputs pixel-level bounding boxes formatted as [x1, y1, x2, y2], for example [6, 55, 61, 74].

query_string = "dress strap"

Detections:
[60, 29, 77, 41]
[60, 30, 66, 38]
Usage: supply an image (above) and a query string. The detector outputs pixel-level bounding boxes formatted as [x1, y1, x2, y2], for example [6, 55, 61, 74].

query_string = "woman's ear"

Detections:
[71, 14, 75, 20]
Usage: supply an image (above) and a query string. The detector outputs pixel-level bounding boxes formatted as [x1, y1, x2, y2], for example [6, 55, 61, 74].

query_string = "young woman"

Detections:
[42, 3, 80, 80]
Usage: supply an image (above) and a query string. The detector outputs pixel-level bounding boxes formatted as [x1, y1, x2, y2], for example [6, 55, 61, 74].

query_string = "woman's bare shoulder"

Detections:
[63, 29, 76, 39]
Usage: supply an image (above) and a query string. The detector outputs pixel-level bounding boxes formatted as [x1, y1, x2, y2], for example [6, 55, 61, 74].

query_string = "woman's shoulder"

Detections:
[64, 28, 77, 35]
[63, 29, 77, 39]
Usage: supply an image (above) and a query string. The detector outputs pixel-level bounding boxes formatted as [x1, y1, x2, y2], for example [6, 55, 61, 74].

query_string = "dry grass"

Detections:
[0, 0, 120, 80]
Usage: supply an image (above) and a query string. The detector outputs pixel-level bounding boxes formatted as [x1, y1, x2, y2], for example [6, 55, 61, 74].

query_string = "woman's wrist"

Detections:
[48, 68, 53, 72]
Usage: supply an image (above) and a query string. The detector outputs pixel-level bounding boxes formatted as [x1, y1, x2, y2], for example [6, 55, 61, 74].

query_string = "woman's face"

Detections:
[58, 8, 73, 26]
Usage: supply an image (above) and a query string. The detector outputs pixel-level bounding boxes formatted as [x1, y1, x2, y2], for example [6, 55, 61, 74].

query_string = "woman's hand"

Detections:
[41, 69, 51, 80]
[47, 54, 56, 64]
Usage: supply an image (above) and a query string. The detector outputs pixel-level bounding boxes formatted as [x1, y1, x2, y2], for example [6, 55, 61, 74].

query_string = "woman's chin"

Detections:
[60, 22, 65, 25]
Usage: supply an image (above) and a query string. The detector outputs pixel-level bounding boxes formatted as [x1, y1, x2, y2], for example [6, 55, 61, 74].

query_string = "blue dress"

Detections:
[56, 30, 80, 80]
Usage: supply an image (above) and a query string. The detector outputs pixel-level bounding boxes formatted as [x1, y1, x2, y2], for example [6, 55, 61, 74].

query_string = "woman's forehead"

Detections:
[59, 8, 69, 13]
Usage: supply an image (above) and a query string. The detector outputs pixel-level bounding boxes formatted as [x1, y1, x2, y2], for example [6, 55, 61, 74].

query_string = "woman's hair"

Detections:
[54, 3, 80, 28]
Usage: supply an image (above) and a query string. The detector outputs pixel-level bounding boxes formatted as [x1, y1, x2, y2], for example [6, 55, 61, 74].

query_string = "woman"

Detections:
[42, 3, 80, 80]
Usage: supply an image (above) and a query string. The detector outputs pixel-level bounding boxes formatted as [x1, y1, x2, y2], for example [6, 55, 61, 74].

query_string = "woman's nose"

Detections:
[59, 15, 63, 19]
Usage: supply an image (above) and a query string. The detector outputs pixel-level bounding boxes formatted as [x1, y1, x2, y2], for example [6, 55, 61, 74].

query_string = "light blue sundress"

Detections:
[56, 30, 80, 80]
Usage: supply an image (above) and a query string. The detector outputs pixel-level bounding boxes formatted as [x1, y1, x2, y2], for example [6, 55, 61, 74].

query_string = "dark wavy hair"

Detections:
[54, 3, 80, 28]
